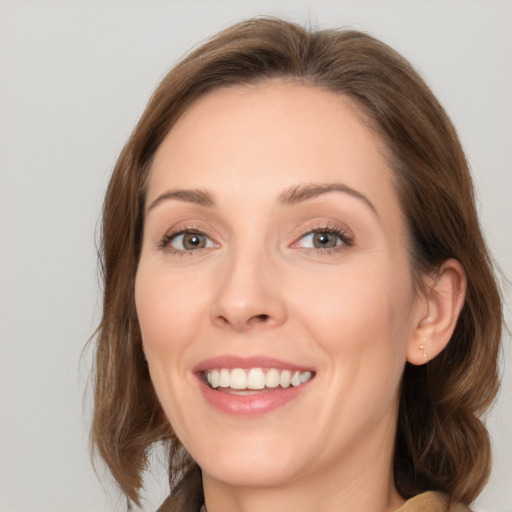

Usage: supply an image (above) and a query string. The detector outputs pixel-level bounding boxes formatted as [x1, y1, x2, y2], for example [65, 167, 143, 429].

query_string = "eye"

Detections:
[293, 226, 353, 252]
[300, 231, 340, 249]
[160, 229, 217, 253]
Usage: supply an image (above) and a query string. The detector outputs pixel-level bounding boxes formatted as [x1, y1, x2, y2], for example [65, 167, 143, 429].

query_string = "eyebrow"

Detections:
[147, 189, 215, 211]
[147, 183, 377, 216]
[278, 183, 377, 215]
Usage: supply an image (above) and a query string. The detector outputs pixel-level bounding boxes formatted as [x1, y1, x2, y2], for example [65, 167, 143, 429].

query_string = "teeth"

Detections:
[219, 368, 230, 388]
[204, 367, 313, 390]
[230, 368, 247, 390]
[247, 368, 266, 389]
[300, 371, 312, 383]
[265, 368, 280, 388]
[210, 369, 219, 388]
[280, 370, 291, 388]
[290, 371, 301, 387]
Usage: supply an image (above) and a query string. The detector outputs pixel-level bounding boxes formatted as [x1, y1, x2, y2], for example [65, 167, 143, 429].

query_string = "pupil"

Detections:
[313, 232, 336, 248]
[184, 233, 205, 249]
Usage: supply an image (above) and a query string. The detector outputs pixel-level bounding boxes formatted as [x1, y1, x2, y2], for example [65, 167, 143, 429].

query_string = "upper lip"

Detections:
[193, 355, 314, 373]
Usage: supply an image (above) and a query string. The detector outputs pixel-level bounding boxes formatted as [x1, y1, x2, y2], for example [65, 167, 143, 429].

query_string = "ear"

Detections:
[407, 259, 467, 365]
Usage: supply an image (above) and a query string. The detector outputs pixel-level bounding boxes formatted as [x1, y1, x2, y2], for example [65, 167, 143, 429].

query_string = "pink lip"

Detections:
[192, 355, 315, 417]
[193, 355, 313, 373]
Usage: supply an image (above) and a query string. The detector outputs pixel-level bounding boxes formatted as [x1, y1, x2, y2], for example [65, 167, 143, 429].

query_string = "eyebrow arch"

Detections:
[278, 183, 378, 215]
[146, 182, 378, 216]
[147, 189, 215, 212]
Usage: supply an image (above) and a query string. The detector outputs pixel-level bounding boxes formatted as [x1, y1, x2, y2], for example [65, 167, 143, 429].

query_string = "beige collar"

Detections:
[394, 491, 471, 512]
[200, 492, 470, 512]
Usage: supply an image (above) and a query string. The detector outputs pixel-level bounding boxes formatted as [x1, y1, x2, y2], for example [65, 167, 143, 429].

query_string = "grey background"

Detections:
[1, 1, 510, 511]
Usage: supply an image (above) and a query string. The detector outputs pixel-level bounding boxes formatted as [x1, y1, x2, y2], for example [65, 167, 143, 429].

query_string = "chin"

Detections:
[191, 434, 306, 488]
[200, 455, 297, 488]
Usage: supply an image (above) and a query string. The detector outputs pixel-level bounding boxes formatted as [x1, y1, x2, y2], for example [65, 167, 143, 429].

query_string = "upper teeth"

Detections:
[205, 368, 313, 390]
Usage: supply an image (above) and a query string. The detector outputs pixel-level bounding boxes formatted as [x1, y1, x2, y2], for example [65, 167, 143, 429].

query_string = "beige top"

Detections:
[395, 492, 470, 512]
[198, 492, 471, 512]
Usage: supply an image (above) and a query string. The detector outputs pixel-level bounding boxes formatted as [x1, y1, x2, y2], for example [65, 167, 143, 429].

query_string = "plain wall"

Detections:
[1, 1, 511, 511]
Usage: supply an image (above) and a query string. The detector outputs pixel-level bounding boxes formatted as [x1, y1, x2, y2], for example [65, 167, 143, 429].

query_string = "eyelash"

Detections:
[158, 223, 353, 256]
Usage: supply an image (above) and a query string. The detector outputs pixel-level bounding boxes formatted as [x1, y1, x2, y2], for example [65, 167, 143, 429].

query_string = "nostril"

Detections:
[253, 314, 270, 322]
[213, 312, 276, 330]
[218, 315, 230, 326]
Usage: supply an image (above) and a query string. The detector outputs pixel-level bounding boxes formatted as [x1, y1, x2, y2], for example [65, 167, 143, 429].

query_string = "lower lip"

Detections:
[197, 377, 312, 417]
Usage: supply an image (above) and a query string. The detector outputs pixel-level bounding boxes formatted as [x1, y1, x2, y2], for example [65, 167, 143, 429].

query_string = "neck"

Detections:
[201, 428, 405, 512]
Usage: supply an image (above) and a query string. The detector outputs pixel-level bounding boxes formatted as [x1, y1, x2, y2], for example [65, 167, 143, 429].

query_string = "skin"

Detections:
[135, 83, 465, 512]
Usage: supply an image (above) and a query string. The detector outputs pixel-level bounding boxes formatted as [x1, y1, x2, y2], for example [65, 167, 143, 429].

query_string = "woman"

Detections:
[91, 17, 502, 512]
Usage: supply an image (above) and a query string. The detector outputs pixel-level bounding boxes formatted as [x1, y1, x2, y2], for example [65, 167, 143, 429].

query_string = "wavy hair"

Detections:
[90, 17, 502, 510]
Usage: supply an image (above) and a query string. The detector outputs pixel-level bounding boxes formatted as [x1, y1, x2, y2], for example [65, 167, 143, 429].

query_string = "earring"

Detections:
[419, 344, 428, 360]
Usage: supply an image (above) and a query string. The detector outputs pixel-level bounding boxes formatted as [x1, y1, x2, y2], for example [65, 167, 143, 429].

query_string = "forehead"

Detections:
[147, 82, 397, 215]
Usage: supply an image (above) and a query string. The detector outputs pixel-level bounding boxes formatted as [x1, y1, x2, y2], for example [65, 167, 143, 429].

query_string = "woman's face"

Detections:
[135, 83, 423, 488]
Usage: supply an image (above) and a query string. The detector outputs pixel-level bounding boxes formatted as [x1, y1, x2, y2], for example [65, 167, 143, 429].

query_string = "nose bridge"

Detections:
[210, 239, 286, 331]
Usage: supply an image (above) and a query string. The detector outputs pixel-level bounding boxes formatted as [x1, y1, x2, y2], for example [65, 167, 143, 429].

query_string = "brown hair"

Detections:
[91, 17, 502, 510]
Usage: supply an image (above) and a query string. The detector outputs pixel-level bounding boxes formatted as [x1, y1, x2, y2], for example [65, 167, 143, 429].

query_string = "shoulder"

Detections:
[395, 492, 472, 512]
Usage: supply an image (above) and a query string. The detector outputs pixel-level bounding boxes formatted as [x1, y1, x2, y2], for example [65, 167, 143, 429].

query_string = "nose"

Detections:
[209, 247, 287, 332]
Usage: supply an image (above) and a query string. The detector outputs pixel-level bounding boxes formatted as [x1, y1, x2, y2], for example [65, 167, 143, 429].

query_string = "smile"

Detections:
[205, 368, 314, 391]
[194, 356, 316, 416]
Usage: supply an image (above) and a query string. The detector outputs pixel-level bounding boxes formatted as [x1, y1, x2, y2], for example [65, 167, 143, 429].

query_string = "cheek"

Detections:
[296, 262, 412, 332]
[135, 264, 207, 356]
[288, 260, 415, 378]
[134, 264, 207, 433]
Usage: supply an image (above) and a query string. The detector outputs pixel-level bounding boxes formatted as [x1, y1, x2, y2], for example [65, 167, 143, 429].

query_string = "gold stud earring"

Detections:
[419, 344, 428, 360]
